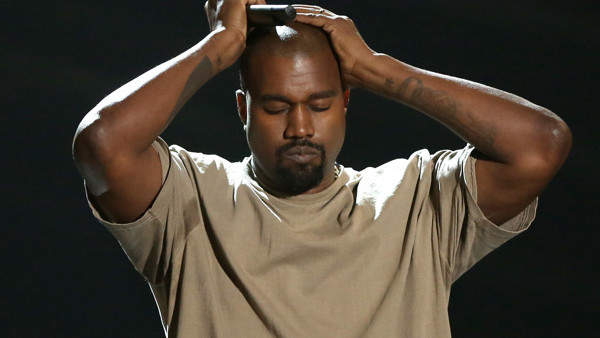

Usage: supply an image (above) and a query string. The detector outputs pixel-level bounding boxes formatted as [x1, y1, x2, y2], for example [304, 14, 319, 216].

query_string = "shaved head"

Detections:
[239, 22, 341, 91]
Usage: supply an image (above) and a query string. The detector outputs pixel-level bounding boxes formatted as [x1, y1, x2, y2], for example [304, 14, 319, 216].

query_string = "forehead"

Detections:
[245, 51, 342, 99]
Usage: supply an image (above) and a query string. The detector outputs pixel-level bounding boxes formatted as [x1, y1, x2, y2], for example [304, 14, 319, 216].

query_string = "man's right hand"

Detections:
[204, 0, 266, 71]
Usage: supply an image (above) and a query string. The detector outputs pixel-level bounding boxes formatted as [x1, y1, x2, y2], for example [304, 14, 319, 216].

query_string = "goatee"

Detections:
[275, 139, 326, 195]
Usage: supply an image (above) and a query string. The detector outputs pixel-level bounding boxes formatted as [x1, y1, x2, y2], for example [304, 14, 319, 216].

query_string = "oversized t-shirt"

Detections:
[87, 138, 537, 337]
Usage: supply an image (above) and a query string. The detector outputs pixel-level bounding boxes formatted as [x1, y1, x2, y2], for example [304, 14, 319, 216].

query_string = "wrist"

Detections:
[204, 27, 246, 73]
[347, 51, 379, 86]
[351, 53, 413, 96]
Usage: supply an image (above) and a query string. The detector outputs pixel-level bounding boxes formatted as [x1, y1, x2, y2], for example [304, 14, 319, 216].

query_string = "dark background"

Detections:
[3, 0, 599, 337]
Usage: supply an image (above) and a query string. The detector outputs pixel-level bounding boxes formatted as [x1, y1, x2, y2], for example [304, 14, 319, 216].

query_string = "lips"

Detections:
[284, 146, 319, 156]
[282, 146, 320, 164]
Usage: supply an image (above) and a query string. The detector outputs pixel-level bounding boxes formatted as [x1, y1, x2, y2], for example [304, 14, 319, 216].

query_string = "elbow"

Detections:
[523, 111, 572, 180]
[73, 117, 109, 165]
[73, 114, 120, 197]
[72, 111, 121, 179]
[545, 114, 572, 168]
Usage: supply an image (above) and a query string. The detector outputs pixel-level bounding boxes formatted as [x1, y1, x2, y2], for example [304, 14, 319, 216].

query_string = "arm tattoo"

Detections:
[392, 76, 499, 152]
[398, 77, 457, 117]
[385, 77, 394, 89]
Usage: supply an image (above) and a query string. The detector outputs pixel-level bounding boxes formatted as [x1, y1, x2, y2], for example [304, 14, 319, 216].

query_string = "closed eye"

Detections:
[264, 107, 288, 114]
[310, 105, 330, 112]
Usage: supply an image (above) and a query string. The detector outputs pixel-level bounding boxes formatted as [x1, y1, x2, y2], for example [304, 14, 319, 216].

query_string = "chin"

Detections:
[275, 160, 325, 195]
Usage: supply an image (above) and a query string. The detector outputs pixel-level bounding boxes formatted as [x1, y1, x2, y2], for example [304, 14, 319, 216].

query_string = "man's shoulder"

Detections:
[346, 148, 434, 177]
[155, 139, 250, 183]
[342, 146, 474, 187]
[164, 142, 244, 167]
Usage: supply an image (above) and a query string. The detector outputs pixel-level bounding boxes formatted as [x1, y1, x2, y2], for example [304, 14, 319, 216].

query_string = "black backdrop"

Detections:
[3, 1, 599, 337]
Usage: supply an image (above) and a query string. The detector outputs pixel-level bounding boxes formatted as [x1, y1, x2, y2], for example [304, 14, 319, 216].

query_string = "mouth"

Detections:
[282, 146, 320, 164]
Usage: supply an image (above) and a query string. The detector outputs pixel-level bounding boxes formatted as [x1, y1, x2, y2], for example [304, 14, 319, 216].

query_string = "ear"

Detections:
[236, 89, 248, 126]
[343, 88, 350, 113]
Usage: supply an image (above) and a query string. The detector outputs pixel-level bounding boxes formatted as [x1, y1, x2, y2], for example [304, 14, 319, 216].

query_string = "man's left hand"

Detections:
[294, 5, 376, 88]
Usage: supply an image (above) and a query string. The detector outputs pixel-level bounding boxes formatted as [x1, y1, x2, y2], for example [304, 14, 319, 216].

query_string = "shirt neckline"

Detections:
[242, 156, 350, 205]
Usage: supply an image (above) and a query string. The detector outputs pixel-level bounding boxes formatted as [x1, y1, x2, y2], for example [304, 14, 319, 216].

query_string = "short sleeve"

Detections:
[431, 145, 538, 283]
[85, 137, 201, 283]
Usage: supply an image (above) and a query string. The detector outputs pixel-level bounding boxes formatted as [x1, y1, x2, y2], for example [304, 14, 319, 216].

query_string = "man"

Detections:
[73, 0, 571, 336]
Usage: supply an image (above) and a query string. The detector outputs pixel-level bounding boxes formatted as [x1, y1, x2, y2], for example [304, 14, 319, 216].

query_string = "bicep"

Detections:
[83, 145, 163, 223]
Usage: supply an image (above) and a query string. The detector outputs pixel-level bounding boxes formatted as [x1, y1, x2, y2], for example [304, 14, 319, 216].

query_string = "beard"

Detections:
[274, 139, 326, 195]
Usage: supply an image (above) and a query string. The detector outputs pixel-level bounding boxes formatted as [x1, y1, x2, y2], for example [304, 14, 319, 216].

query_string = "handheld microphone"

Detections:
[247, 5, 296, 26]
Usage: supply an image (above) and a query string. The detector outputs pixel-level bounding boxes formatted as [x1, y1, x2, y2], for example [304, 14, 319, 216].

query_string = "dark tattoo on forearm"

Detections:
[385, 77, 394, 90]
[387, 76, 499, 154]
[398, 77, 457, 117]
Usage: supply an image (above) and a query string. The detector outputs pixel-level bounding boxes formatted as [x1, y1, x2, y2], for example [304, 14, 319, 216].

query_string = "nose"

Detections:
[284, 104, 314, 139]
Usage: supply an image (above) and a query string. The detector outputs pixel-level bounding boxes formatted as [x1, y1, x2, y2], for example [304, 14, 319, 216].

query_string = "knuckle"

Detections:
[335, 15, 350, 23]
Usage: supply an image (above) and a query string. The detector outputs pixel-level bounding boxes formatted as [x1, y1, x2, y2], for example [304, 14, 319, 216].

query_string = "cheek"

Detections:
[324, 110, 346, 140]
[317, 111, 346, 158]
[247, 113, 283, 157]
[331, 117, 346, 151]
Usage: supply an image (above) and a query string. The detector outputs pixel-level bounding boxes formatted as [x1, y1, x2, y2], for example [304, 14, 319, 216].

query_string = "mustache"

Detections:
[276, 139, 325, 157]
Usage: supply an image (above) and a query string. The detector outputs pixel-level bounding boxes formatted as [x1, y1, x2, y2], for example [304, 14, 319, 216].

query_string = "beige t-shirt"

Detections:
[88, 138, 536, 337]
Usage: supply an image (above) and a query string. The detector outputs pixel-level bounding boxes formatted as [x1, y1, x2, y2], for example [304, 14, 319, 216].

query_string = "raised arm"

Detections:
[72, 0, 264, 223]
[295, 6, 572, 224]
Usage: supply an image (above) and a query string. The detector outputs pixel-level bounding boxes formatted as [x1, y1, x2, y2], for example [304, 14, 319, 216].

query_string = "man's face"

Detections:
[238, 50, 348, 195]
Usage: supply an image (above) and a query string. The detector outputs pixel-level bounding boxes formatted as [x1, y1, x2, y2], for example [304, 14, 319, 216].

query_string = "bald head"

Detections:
[239, 22, 341, 91]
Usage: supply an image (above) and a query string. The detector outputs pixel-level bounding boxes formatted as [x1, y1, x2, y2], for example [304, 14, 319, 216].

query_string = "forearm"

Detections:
[72, 0, 259, 222]
[354, 53, 571, 167]
[294, 6, 571, 223]
[74, 29, 243, 158]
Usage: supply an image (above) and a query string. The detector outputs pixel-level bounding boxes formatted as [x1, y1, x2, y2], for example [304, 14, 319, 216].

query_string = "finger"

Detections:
[204, 1, 213, 12]
[293, 5, 336, 16]
[294, 12, 334, 28]
[206, 0, 217, 9]
[247, 0, 267, 5]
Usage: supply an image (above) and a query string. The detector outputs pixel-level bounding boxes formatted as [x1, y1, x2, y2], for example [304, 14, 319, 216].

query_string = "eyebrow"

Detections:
[259, 90, 338, 103]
